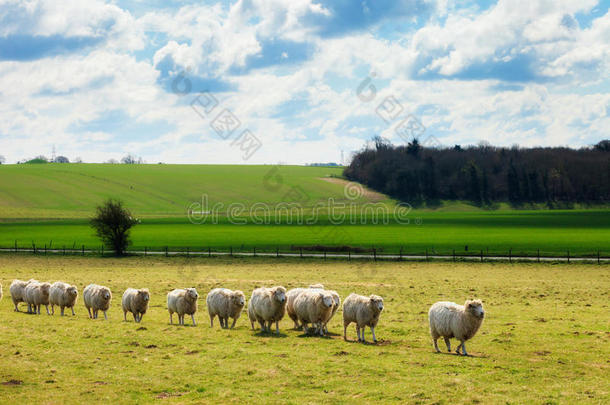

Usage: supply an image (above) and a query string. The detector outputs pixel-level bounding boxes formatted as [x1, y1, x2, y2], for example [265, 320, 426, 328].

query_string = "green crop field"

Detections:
[0, 255, 608, 403]
[0, 164, 609, 257]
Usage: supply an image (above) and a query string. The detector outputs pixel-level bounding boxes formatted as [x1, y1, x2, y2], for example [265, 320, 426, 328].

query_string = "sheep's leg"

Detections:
[179, 314, 183, 325]
[361, 326, 366, 343]
[275, 321, 280, 335]
[124, 311, 127, 321]
[371, 326, 377, 343]
[37, 304, 41, 314]
[191, 314, 196, 326]
[318, 322, 324, 336]
[432, 337, 440, 353]
[455, 342, 463, 355]
[209, 314, 214, 328]
[169, 312, 173, 324]
[444, 337, 451, 352]
[51, 304, 55, 315]
[258, 320, 265, 331]
[61, 306, 65, 317]
[230, 318, 237, 329]
[103, 310, 108, 320]
[139, 313, 144, 323]
[356, 326, 361, 342]
[71, 306, 75, 316]
[87, 307, 92, 318]
[460, 341, 468, 356]
[45, 305, 50, 315]
[133, 313, 138, 322]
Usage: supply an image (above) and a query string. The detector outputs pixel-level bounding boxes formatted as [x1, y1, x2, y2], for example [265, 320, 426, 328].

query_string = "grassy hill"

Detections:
[0, 163, 608, 256]
[0, 164, 360, 218]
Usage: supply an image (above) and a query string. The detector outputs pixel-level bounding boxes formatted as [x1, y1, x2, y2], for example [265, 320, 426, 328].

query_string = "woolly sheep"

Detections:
[9, 279, 36, 311]
[343, 293, 384, 343]
[428, 300, 485, 356]
[293, 289, 335, 336]
[323, 290, 341, 334]
[167, 288, 199, 326]
[83, 284, 112, 320]
[122, 288, 150, 323]
[247, 286, 287, 334]
[206, 288, 246, 329]
[24, 281, 51, 315]
[286, 287, 307, 329]
[49, 282, 78, 316]
[286, 285, 328, 329]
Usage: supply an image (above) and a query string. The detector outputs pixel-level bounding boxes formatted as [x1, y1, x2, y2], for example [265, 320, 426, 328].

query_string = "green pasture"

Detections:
[0, 255, 608, 403]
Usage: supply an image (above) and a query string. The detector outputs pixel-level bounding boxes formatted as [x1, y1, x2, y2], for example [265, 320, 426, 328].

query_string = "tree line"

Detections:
[344, 138, 610, 208]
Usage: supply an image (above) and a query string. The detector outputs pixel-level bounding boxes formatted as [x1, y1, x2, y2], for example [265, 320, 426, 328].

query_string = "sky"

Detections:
[0, 0, 609, 164]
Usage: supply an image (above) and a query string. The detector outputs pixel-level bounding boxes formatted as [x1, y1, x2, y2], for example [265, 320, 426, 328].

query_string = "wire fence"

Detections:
[1, 242, 608, 264]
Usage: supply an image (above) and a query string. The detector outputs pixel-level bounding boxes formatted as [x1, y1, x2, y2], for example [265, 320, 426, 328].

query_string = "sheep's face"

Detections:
[466, 300, 485, 319]
[139, 289, 150, 302]
[102, 289, 111, 301]
[187, 288, 199, 301]
[67, 286, 78, 297]
[273, 287, 286, 303]
[41, 283, 51, 295]
[321, 293, 334, 308]
[232, 291, 246, 307]
[370, 295, 384, 311]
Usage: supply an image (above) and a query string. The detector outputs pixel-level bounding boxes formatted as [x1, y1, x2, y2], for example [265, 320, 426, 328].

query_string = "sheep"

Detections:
[206, 288, 246, 329]
[49, 282, 78, 316]
[293, 289, 335, 336]
[286, 287, 307, 329]
[323, 290, 341, 334]
[122, 288, 150, 323]
[285, 285, 328, 329]
[83, 284, 112, 320]
[167, 288, 199, 326]
[428, 300, 485, 356]
[9, 279, 36, 311]
[247, 286, 287, 334]
[343, 293, 384, 343]
[24, 281, 51, 315]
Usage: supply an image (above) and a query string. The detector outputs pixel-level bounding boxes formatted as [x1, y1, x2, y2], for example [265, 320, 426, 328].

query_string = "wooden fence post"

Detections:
[63, 245, 66, 256]
[373, 248, 376, 262]
[452, 249, 455, 262]
[480, 249, 483, 262]
[82, 245, 85, 256]
[324, 250, 326, 260]
[165, 246, 168, 257]
[537, 249, 540, 263]
[598, 250, 600, 265]
[230, 246, 233, 257]
[425, 248, 428, 262]
[348, 249, 351, 261]
[208, 247, 211, 258]
[509, 248, 512, 264]
[300, 247, 303, 258]
[567, 249, 570, 264]
[33, 243, 36, 254]
[276, 247, 279, 258]
[253, 247, 256, 257]
[14, 240, 17, 252]
[44, 244, 47, 255]
[400, 247, 403, 261]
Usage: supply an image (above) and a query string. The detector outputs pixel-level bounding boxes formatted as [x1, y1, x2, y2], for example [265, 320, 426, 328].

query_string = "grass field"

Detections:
[1, 164, 608, 256]
[0, 255, 608, 403]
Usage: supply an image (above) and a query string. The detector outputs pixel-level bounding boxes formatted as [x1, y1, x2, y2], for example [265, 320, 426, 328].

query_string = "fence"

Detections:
[0, 242, 608, 264]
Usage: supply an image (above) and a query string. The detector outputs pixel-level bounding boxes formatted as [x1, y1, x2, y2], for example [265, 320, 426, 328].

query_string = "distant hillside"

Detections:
[0, 164, 376, 218]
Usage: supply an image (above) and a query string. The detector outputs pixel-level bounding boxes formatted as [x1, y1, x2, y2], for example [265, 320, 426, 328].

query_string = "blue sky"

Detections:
[0, 0, 609, 164]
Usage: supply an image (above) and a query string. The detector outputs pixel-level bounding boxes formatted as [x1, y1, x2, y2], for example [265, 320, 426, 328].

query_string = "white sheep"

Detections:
[428, 300, 485, 356]
[286, 287, 307, 329]
[83, 284, 112, 320]
[286, 285, 330, 329]
[247, 286, 287, 334]
[122, 288, 150, 323]
[323, 290, 341, 334]
[342, 293, 384, 343]
[206, 288, 246, 329]
[293, 289, 335, 336]
[49, 282, 78, 316]
[167, 288, 199, 326]
[9, 279, 36, 311]
[24, 281, 51, 315]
